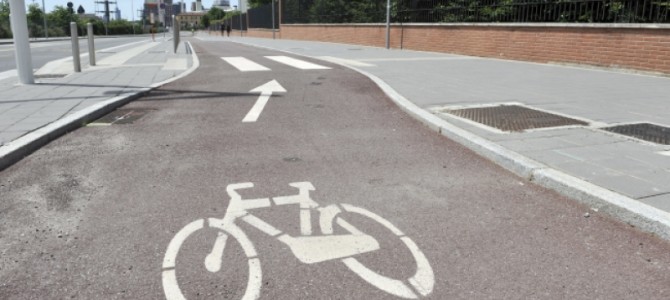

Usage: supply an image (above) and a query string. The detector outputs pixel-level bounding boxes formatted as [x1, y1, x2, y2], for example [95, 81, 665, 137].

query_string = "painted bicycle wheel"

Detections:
[319, 204, 434, 299]
[162, 218, 262, 300]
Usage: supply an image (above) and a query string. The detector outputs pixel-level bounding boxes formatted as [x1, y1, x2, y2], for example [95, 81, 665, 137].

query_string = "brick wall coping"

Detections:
[281, 22, 670, 30]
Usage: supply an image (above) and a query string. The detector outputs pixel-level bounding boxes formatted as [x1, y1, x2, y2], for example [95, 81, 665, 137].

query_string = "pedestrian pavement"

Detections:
[1, 32, 668, 239]
[195, 35, 670, 238]
[0, 36, 196, 170]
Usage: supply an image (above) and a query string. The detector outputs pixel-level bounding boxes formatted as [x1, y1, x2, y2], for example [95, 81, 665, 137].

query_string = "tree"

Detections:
[309, 0, 349, 23]
[0, 0, 11, 38]
[48, 5, 79, 36]
[27, 3, 45, 37]
[249, 0, 271, 9]
[202, 14, 210, 28]
[207, 7, 225, 20]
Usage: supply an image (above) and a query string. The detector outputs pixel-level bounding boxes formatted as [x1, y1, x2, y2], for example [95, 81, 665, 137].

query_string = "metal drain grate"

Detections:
[445, 105, 588, 132]
[603, 123, 670, 145]
[88, 108, 153, 125]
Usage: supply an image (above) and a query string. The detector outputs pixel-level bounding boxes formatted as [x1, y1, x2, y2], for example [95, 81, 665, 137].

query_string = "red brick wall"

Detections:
[279, 24, 670, 74]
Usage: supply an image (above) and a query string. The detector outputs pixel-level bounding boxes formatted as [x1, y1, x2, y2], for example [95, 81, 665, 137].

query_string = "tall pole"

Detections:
[41, 0, 48, 38]
[9, 0, 34, 84]
[131, 0, 135, 35]
[385, 0, 391, 49]
[271, 0, 275, 39]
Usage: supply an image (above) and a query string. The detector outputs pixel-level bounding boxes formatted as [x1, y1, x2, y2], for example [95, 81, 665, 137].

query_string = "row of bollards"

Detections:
[70, 22, 96, 72]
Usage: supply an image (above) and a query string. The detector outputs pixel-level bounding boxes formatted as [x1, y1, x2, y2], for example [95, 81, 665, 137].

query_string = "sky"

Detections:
[24, 0, 239, 21]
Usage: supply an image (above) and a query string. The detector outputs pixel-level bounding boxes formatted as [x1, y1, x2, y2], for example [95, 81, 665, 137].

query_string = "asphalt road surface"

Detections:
[0, 38, 669, 299]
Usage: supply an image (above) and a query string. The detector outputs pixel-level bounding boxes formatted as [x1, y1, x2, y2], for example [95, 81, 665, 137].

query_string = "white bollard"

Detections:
[8, 0, 34, 84]
[71, 22, 81, 72]
[87, 23, 95, 66]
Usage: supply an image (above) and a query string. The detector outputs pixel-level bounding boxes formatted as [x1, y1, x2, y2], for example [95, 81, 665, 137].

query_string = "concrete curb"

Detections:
[229, 39, 670, 241]
[355, 67, 670, 241]
[0, 41, 200, 172]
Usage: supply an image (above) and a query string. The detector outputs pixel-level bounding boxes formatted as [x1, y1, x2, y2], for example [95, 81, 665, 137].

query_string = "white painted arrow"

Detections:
[243, 80, 287, 123]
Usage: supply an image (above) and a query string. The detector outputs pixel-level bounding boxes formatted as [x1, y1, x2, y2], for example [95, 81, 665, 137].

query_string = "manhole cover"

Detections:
[35, 74, 67, 79]
[445, 105, 588, 132]
[603, 123, 670, 145]
[88, 108, 153, 126]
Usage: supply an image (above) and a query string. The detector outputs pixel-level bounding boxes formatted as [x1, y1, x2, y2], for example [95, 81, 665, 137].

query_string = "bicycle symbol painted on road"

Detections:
[162, 182, 434, 299]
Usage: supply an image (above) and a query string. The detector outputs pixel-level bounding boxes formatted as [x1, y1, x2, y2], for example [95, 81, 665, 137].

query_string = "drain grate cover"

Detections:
[89, 108, 153, 125]
[445, 105, 588, 132]
[603, 123, 670, 145]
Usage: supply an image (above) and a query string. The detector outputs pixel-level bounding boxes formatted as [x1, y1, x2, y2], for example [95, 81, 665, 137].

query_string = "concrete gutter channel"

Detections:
[0, 40, 200, 172]
[229, 40, 670, 241]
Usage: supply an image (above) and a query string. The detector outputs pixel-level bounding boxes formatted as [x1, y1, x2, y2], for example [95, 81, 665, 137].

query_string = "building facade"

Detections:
[176, 11, 205, 29]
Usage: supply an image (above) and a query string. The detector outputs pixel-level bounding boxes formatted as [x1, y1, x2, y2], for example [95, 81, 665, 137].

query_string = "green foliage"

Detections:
[0, 0, 11, 38]
[202, 14, 210, 28]
[48, 5, 79, 35]
[27, 4, 45, 37]
[207, 7, 226, 20]
[249, 0, 272, 9]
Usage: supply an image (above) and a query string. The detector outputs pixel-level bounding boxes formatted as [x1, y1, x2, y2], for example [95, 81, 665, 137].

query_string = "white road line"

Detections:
[265, 56, 331, 70]
[243, 80, 286, 123]
[221, 57, 270, 72]
[243, 93, 271, 123]
[317, 56, 375, 67]
[342, 258, 418, 299]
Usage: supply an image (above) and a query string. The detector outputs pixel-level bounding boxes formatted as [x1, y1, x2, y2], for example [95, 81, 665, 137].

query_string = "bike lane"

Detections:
[0, 39, 669, 299]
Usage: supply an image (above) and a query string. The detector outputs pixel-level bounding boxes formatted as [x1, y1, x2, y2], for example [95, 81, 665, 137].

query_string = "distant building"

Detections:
[239, 0, 249, 12]
[144, 0, 174, 26]
[176, 11, 205, 28]
[212, 0, 234, 12]
[115, 7, 121, 20]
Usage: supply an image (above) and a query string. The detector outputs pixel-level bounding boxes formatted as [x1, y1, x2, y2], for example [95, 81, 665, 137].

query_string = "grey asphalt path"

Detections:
[0, 37, 669, 299]
[0, 36, 194, 170]
[200, 36, 670, 232]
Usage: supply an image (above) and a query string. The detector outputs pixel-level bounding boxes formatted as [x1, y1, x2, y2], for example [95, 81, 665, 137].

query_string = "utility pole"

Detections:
[271, 0, 275, 39]
[385, 0, 391, 49]
[41, 0, 48, 38]
[8, 0, 34, 84]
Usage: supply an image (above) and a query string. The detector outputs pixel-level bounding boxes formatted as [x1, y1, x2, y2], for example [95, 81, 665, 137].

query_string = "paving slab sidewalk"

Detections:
[200, 35, 670, 238]
[0, 37, 196, 169]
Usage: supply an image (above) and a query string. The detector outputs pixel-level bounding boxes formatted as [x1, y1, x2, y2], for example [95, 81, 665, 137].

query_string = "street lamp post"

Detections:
[385, 0, 391, 49]
[9, 0, 34, 84]
[271, 0, 275, 39]
[41, 0, 48, 38]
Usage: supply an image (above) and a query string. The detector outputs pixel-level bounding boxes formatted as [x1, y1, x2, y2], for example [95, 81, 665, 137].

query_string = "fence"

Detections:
[281, 0, 670, 24]
[230, 13, 248, 31]
[248, 1, 280, 29]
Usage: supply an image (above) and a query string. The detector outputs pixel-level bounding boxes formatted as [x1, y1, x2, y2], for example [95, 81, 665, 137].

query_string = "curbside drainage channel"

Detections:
[0, 41, 200, 172]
